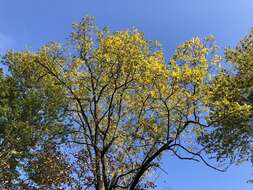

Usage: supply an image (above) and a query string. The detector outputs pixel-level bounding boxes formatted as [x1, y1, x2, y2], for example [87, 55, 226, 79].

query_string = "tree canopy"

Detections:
[201, 29, 253, 172]
[0, 16, 252, 190]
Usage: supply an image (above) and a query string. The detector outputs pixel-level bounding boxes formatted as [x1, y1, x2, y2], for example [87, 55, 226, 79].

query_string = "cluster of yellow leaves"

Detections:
[94, 31, 168, 85]
[169, 37, 209, 84]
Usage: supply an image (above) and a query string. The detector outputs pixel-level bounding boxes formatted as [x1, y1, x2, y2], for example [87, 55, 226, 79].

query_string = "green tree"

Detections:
[0, 47, 69, 188]
[200, 29, 253, 173]
[1, 17, 251, 189]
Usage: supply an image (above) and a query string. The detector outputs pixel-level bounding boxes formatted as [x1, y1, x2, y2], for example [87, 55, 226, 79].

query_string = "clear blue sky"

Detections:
[0, 0, 253, 189]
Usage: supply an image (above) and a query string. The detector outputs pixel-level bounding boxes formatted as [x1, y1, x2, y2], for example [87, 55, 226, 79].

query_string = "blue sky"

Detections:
[1, 0, 253, 189]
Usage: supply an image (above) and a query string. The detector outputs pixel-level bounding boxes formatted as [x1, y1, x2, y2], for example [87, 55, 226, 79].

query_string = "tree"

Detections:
[1, 16, 251, 189]
[0, 47, 69, 188]
[200, 29, 253, 175]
